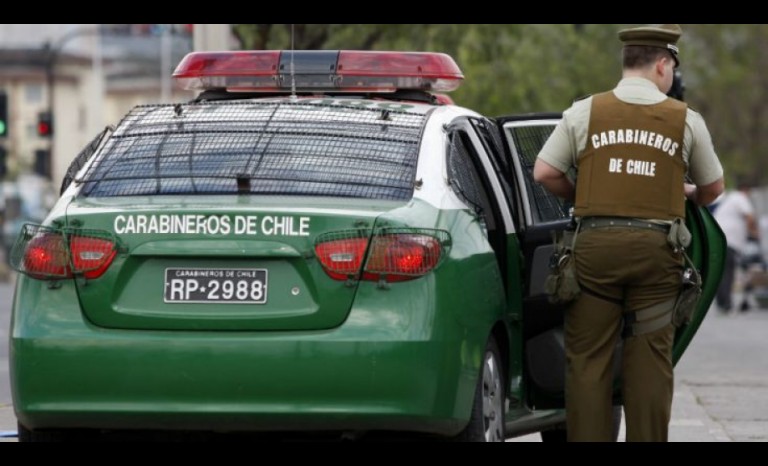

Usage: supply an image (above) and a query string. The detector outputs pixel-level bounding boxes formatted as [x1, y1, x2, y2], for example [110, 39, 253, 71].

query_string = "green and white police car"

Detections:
[9, 51, 725, 441]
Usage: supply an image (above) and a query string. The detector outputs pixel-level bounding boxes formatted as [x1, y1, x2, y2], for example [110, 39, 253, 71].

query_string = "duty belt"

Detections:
[579, 217, 670, 234]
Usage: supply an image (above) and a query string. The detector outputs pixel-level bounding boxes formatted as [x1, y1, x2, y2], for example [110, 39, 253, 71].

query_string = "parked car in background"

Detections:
[8, 50, 726, 441]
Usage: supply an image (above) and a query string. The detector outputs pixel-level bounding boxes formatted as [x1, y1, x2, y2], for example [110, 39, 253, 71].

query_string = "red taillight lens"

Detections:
[69, 235, 117, 279]
[364, 234, 442, 282]
[315, 229, 449, 283]
[14, 226, 118, 280]
[22, 233, 69, 279]
[315, 237, 369, 281]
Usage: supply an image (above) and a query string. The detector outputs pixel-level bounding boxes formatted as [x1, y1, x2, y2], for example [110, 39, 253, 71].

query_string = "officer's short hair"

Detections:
[622, 46, 673, 70]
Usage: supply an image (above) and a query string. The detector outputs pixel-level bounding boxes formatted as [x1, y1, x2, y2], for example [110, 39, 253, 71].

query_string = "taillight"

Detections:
[12, 225, 118, 280]
[315, 229, 449, 283]
[364, 234, 443, 283]
[22, 233, 69, 279]
[315, 237, 369, 281]
[69, 235, 117, 279]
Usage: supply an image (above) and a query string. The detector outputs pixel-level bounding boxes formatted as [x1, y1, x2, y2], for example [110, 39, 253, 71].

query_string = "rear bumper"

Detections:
[12, 337, 470, 435]
[10, 280, 490, 436]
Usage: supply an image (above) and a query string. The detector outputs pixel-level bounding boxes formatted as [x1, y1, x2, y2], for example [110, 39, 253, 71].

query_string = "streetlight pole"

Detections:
[43, 26, 100, 179]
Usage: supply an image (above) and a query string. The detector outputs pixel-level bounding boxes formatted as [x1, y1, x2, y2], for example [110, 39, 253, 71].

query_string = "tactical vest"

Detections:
[574, 92, 687, 220]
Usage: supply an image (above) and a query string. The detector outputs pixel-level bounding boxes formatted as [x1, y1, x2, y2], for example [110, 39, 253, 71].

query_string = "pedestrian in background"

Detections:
[533, 24, 724, 442]
[713, 176, 760, 313]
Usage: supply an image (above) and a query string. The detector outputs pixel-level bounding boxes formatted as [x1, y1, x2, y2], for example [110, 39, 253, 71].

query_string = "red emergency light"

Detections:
[172, 50, 464, 93]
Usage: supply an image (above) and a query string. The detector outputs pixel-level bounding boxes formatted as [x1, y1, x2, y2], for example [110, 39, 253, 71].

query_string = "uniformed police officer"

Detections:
[533, 24, 725, 442]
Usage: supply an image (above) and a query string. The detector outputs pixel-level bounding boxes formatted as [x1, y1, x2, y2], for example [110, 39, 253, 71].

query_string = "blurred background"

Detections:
[0, 24, 767, 277]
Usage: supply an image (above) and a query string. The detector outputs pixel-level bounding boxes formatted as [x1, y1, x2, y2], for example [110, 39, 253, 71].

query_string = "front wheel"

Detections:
[452, 336, 505, 442]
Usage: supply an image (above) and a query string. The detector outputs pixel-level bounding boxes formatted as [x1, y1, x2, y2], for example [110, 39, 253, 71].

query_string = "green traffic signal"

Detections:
[0, 91, 6, 137]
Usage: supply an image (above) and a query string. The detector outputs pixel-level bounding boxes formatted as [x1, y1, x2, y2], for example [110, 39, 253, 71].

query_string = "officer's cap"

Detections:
[618, 24, 682, 67]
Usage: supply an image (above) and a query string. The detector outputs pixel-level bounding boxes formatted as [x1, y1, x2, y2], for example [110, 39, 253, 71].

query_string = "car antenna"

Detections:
[289, 24, 297, 101]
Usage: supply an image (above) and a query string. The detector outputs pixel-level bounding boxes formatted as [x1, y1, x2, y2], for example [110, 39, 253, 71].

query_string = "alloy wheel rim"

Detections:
[482, 350, 504, 442]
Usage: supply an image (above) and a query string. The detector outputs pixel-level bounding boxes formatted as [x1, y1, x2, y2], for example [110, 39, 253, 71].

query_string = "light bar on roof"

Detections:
[172, 50, 464, 93]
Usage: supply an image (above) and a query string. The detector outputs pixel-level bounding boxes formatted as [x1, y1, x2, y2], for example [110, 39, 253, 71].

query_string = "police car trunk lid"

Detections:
[65, 196, 403, 331]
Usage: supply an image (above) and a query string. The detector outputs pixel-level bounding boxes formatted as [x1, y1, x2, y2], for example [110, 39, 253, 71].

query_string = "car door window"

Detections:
[446, 130, 495, 234]
[504, 122, 569, 225]
[470, 117, 515, 212]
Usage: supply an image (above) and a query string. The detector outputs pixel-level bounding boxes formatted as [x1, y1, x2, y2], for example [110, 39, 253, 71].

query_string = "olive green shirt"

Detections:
[537, 77, 723, 186]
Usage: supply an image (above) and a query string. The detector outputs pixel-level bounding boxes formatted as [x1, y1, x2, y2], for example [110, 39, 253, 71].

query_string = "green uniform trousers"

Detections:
[566, 226, 683, 442]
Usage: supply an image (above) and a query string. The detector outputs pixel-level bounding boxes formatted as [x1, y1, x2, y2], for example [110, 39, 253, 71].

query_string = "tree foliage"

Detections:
[232, 24, 764, 185]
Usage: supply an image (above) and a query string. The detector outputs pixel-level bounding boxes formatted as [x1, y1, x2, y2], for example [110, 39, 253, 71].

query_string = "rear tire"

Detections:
[452, 336, 505, 442]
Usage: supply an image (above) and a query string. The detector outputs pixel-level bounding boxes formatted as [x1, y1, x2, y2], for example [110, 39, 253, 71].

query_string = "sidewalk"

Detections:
[666, 381, 730, 442]
[0, 403, 16, 442]
[510, 381, 730, 442]
[1, 381, 730, 442]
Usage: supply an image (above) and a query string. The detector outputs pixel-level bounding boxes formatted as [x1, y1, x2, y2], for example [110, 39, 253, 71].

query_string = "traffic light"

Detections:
[0, 91, 8, 138]
[37, 111, 53, 138]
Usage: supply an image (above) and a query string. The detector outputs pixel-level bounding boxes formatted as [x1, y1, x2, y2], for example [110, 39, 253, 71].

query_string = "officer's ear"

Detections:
[655, 55, 672, 76]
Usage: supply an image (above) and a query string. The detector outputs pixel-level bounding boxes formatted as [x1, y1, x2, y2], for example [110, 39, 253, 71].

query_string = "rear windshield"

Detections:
[77, 100, 428, 201]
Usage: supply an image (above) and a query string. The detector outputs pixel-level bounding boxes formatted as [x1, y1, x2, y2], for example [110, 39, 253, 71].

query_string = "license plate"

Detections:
[164, 268, 268, 304]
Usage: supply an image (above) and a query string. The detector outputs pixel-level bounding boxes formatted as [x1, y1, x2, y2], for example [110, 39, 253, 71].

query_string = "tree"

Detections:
[230, 24, 766, 185]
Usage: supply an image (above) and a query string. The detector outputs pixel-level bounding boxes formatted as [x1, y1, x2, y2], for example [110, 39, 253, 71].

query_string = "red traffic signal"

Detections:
[37, 111, 53, 137]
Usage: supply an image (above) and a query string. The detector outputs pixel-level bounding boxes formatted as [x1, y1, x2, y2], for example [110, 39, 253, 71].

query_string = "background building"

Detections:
[0, 24, 197, 188]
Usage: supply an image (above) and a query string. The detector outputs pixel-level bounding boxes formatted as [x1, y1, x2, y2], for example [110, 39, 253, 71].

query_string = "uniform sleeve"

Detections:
[536, 118, 573, 174]
[536, 99, 590, 174]
[686, 109, 724, 186]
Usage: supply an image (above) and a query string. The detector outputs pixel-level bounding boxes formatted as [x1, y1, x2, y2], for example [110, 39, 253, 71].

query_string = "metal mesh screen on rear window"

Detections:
[77, 101, 428, 200]
[60, 126, 112, 195]
[507, 125, 569, 222]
